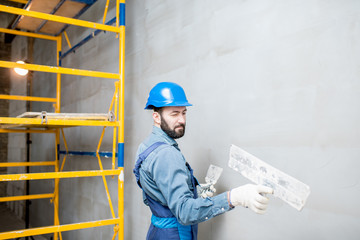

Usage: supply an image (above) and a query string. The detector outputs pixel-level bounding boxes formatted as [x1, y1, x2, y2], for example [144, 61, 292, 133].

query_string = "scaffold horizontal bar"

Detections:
[0, 94, 57, 103]
[60, 150, 117, 158]
[0, 161, 56, 167]
[0, 218, 120, 239]
[0, 129, 56, 133]
[0, 5, 121, 33]
[0, 193, 54, 202]
[4, 0, 27, 4]
[0, 169, 121, 181]
[0, 27, 57, 41]
[0, 61, 119, 79]
[0, 117, 119, 127]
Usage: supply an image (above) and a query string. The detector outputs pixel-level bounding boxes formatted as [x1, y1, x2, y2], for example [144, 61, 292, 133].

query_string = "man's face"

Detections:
[154, 106, 187, 139]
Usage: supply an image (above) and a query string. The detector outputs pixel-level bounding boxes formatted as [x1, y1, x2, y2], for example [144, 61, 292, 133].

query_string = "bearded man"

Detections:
[133, 82, 273, 240]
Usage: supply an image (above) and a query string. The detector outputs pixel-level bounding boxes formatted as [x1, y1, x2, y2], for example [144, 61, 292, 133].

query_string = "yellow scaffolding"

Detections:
[0, 0, 125, 239]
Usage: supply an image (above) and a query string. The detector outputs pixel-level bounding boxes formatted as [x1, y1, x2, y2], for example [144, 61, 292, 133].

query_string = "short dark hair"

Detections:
[153, 106, 163, 114]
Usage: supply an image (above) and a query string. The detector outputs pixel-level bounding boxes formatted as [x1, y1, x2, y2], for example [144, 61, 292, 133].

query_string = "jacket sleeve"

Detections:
[152, 147, 232, 225]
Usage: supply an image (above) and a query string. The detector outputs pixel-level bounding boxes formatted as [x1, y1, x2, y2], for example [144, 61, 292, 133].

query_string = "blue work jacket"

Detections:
[134, 126, 231, 239]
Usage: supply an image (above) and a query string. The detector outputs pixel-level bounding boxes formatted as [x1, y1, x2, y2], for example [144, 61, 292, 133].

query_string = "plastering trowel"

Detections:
[228, 144, 310, 211]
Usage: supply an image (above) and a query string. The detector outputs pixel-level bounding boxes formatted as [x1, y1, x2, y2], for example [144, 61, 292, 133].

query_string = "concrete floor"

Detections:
[0, 203, 47, 240]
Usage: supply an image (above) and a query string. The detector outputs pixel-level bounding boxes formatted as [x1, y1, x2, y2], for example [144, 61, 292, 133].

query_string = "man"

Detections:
[133, 82, 273, 240]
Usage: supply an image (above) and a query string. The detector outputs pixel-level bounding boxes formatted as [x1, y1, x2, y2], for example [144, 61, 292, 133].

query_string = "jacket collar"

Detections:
[152, 125, 178, 148]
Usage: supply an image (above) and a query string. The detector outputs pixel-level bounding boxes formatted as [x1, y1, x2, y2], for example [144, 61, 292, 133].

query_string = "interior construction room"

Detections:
[0, 0, 359, 239]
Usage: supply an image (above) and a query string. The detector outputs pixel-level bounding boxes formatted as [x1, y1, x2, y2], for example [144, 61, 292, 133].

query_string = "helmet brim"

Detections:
[145, 102, 192, 110]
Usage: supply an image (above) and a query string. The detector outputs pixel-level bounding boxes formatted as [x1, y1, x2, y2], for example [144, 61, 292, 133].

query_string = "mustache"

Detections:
[175, 123, 185, 129]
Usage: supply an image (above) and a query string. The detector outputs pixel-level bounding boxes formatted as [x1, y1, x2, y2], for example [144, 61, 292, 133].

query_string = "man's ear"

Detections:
[153, 111, 161, 126]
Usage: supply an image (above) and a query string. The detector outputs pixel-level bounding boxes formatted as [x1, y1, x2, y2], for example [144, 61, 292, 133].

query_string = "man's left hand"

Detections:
[197, 183, 216, 198]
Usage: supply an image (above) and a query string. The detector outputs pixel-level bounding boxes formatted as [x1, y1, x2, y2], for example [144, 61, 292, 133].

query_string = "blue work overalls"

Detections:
[133, 142, 198, 240]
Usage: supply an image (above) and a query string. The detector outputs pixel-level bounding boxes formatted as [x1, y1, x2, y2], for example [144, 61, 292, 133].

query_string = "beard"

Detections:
[160, 119, 186, 139]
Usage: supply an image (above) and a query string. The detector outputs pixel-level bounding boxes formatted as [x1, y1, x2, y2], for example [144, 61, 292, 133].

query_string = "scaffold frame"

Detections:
[0, 0, 125, 239]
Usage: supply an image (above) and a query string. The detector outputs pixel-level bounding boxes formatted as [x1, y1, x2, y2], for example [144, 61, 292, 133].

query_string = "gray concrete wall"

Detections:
[7, 35, 28, 220]
[0, 32, 10, 201]
[9, 0, 360, 239]
[0, 0, 25, 215]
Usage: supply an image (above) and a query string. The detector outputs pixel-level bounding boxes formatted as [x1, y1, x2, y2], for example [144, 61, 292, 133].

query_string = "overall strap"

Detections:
[185, 162, 199, 239]
[133, 142, 167, 188]
[185, 162, 199, 199]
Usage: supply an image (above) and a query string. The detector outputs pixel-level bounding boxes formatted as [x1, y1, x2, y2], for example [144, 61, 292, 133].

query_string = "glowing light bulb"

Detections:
[14, 61, 28, 76]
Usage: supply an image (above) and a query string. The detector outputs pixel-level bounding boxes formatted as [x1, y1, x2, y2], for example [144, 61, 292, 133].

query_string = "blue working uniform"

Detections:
[134, 126, 232, 240]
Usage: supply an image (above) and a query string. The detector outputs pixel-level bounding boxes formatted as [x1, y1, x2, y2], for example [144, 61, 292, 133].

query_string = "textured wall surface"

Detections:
[0, 0, 15, 204]
[8, 0, 360, 239]
[6, 35, 28, 220]
[0, 40, 10, 199]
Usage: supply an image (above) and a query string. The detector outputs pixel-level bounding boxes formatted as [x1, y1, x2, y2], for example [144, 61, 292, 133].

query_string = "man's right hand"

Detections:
[230, 184, 273, 214]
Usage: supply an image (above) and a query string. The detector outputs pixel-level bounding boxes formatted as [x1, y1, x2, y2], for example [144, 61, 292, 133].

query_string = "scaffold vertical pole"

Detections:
[54, 130, 60, 240]
[54, 34, 62, 240]
[118, 1, 126, 239]
[112, 82, 119, 170]
[56, 35, 62, 113]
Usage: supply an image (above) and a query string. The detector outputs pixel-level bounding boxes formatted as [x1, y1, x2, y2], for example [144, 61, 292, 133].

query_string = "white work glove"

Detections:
[230, 184, 273, 214]
[197, 183, 216, 198]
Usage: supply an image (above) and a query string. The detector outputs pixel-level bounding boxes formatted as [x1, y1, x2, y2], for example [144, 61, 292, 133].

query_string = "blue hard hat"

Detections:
[145, 82, 192, 109]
